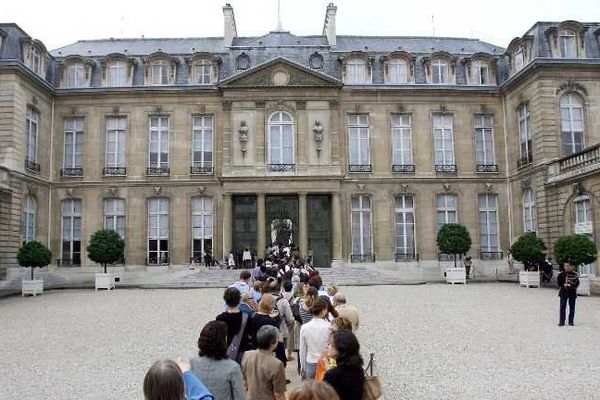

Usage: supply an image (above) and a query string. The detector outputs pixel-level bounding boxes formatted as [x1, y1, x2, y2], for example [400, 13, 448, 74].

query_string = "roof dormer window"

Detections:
[108, 60, 128, 86]
[151, 60, 169, 85]
[193, 60, 213, 85]
[431, 59, 448, 84]
[514, 48, 524, 72]
[387, 59, 408, 84]
[559, 30, 577, 58]
[472, 60, 489, 85]
[67, 62, 86, 88]
[347, 58, 367, 84]
[31, 47, 41, 75]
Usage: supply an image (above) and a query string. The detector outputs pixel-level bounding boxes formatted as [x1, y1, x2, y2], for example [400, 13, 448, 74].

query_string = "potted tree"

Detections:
[510, 233, 546, 288]
[87, 229, 125, 291]
[437, 223, 472, 284]
[17, 241, 52, 296]
[554, 234, 597, 296]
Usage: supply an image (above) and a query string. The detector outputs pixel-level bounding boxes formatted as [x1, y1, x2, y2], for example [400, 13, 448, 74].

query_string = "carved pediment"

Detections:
[219, 57, 342, 89]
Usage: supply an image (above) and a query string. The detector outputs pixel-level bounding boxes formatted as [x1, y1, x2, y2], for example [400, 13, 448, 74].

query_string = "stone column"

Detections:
[331, 192, 342, 262]
[222, 194, 232, 260]
[298, 193, 308, 256]
[257, 193, 266, 256]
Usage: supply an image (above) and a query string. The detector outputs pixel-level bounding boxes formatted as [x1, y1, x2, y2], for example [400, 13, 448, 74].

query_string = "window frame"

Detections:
[433, 114, 455, 166]
[559, 30, 577, 58]
[61, 198, 82, 265]
[346, 58, 367, 85]
[66, 62, 86, 88]
[514, 48, 525, 72]
[63, 117, 84, 169]
[472, 60, 489, 85]
[387, 58, 408, 84]
[105, 116, 127, 169]
[436, 194, 458, 231]
[147, 198, 170, 265]
[518, 103, 532, 164]
[108, 60, 128, 86]
[193, 60, 213, 85]
[394, 195, 415, 257]
[148, 116, 170, 168]
[22, 195, 37, 243]
[431, 59, 449, 84]
[522, 189, 537, 233]
[560, 93, 585, 156]
[104, 198, 126, 239]
[351, 195, 373, 256]
[192, 197, 213, 260]
[475, 115, 496, 167]
[391, 114, 413, 166]
[192, 115, 214, 171]
[150, 60, 170, 85]
[479, 193, 500, 253]
[267, 111, 295, 166]
[26, 106, 39, 164]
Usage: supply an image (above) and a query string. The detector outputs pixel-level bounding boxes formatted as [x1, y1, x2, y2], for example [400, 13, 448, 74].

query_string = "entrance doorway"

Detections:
[266, 196, 299, 248]
[308, 195, 331, 267]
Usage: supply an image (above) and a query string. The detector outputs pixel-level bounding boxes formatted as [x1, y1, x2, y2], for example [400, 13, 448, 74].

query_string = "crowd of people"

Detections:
[143, 243, 369, 400]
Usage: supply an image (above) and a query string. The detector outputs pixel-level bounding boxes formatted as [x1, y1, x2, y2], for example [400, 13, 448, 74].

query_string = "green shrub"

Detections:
[437, 223, 472, 267]
[554, 234, 597, 269]
[17, 241, 52, 280]
[87, 229, 125, 273]
[510, 233, 546, 270]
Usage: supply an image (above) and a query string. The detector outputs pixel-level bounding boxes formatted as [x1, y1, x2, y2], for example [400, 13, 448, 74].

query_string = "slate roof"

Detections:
[334, 36, 505, 55]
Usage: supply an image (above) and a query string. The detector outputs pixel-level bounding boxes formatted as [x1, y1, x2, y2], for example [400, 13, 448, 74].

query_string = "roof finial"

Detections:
[276, 0, 284, 32]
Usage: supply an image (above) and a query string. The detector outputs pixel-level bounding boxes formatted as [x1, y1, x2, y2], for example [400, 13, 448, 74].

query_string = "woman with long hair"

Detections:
[299, 297, 331, 380]
[190, 321, 245, 400]
[323, 330, 365, 400]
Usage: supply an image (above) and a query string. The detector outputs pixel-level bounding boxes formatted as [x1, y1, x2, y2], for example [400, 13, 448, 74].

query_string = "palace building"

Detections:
[1, 4, 600, 279]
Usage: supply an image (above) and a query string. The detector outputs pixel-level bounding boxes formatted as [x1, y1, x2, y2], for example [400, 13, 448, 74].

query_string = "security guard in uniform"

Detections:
[557, 262, 580, 326]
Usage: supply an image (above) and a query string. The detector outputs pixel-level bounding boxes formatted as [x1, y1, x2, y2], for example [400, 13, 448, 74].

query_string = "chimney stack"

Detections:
[322, 3, 337, 47]
[223, 3, 238, 47]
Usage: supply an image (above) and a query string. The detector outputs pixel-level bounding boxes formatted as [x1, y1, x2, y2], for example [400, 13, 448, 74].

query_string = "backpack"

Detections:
[290, 297, 303, 323]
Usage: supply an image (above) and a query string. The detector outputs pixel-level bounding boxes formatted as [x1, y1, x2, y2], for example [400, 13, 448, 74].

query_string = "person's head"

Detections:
[304, 286, 319, 307]
[308, 275, 322, 290]
[328, 330, 363, 369]
[564, 262, 575, 272]
[223, 287, 241, 308]
[239, 270, 251, 281]
[241, 291, 257, 309]
[143, 359, 184, 400]
[282, 280, 293, 293]
[332, 292, 347, 307]
[256, 325, 279, 350]
[289, 380, 340, 400]
[198, 320, 228, 360]
[330, 316, 353, 332]
[310, 296, 329, 318]
[258, 293, 276, 314]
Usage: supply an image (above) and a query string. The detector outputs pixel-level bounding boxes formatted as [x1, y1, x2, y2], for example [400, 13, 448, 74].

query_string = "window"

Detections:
[193, 60, 212, 85]
[351, 195, 372, 256]
[63, 117, 84, 171]
[433, 114, 455, 168]
[479, 194, 500, 253]
[22, 195, 36, 244]
[387, 59, 408, 84]
[346, 58, 367, 84]
[475, 115, 496, 169]
[348, 114, 370, 170]
[559, 30, 577, 58]
[268, 111, 294, 167]
[472, 60, 489, 85]
[61, 199, 82, 265]
[105, 117, 127, 172]
[192, 115, 213, 173]
[514, 48, 525, 72]
[104, 198, 126, 238]
[148, 198, 169, 265]
[108, 60, 128, 86]
[560, 93, 584, 156]
[26, 106, 39, 165]
[151, 60, 169, 85]
[391, 114, 413, 168]
[518, 103, 532, 165]
[394, 195, 415, 258]
[149, 116, 170, 170]
[436, 194, 457, 231]
[573, 195, 592, 234]
[523, 189, 536, 233]
[31, 47, 41, 75]
[431, 59, 448, 84]
[192, 197, 213, 261]
[66, 62, 85, 88]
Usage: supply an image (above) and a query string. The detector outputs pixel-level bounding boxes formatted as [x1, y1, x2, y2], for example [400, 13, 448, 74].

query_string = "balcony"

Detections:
[548, 144, 600, 184]
[349, 164, 372, 173]
[25, 160, 40, 174]
[147, 166, 170, 176]
[480, 251, 503, 260]
[395, 253, 418, 262]
[517, 154, 532, 169]
[476, 164, 498, 173]
[60, 167, 83, 177]
[103, 167, 127, 176]
[351, 254, 376, 263]
[435, 164, 457, 173]
[190, 163, 213, 175]
[392, 164, 415, 173]
[268, 164, 295, 172]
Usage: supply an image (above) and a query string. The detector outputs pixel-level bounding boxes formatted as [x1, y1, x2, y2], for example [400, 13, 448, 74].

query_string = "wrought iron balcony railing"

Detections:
[476, 164, 498, 173]
[480, 251, 504, 260]
[190, 163, 213, 175]
[392, 164, 416, 173]
[349, 164, 372, 173]
[103, 167, 127, 176]
[435, 164, 457, 173]
[60, 167, 83, 177]
[351, 254, 376, 263]
[395, 253, 418, 262]
[268, 164, 295, 172]
[25, 160, 40, 173]
[146, 256, 170, 266]
[517, 154, 533, 168]
[147, 166, 170, 176]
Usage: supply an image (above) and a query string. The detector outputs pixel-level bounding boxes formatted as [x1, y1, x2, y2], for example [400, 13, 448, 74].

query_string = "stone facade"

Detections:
[1, 7, 600, 277]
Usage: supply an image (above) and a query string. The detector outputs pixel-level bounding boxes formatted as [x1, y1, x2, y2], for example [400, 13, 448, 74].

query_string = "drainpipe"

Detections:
[502, 94, 513, 246]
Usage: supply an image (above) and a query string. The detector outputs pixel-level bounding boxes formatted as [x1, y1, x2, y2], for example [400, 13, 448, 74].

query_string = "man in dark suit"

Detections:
[557, 262, 580, 326]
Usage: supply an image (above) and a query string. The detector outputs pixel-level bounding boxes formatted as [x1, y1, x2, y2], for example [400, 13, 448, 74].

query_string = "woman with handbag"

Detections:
[323, 330, 365, 400]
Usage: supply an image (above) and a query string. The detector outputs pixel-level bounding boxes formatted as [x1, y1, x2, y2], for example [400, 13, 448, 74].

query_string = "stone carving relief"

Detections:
[442, 183, 451, 192]
[109, 187, 119, 196]
[153, 186, 162, 195]
[239, 121, 249, 156]
[313, 121, 324, 156]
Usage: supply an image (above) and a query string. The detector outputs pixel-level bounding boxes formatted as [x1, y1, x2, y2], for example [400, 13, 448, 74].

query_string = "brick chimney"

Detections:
[223, 3, 238, 47]
[322, 3, 337, 47]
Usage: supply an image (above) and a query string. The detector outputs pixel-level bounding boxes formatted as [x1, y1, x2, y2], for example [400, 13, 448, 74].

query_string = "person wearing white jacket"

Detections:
[299, 297, 331, 380]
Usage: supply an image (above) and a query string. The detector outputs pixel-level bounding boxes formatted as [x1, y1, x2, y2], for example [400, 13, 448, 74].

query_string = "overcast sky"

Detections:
[3, 0, 600, 51]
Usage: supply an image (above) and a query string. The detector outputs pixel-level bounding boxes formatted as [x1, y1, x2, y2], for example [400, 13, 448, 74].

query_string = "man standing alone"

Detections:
[557, 262, 580, 326]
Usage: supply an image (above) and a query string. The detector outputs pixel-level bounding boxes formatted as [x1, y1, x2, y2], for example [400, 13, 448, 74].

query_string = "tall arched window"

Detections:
[61, 198, 82, 265]
[523, 189, 536, 233]
[22, 195, 37, 243]
[268, 111, 294, 170]
[559, 30, 577, 58]
[560, 93, 584, 156]
[148, 198, 169, 265]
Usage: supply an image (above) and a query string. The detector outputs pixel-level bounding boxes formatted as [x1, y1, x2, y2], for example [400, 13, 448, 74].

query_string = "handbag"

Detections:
[362, 352, 382, 400]
[227, 313, 248, 363]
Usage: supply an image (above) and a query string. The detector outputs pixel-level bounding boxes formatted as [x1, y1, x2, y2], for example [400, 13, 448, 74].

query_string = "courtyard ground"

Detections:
[0, 283, 599, 399]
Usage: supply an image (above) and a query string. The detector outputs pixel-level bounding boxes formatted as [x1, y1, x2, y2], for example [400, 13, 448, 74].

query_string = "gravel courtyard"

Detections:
[1, 283, 599, 400]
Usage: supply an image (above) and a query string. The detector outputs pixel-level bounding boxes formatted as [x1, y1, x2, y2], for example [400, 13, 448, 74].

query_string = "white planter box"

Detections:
[95, 273, 115, 291]
[22, 279, 44, 296]
[446, 267, 466, 284]
[577, 275, 591, 296]
[519, 271, 541, 288]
